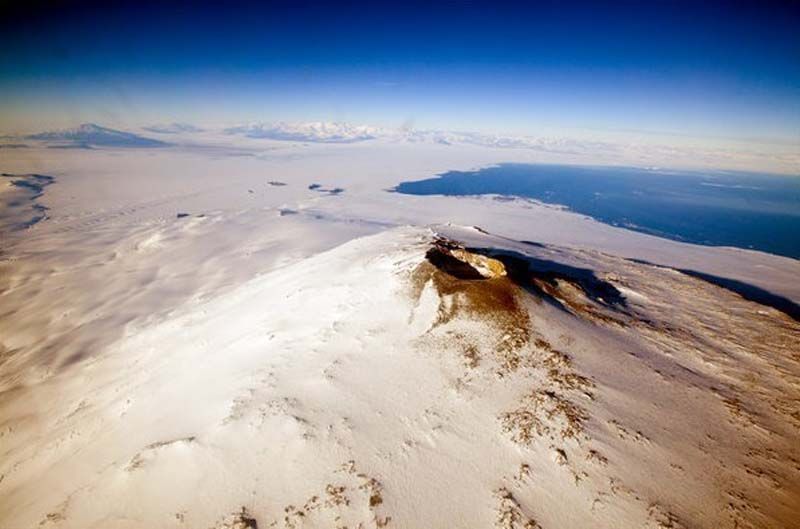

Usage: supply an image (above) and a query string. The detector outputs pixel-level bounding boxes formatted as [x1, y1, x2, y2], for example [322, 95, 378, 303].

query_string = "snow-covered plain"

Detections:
[0, 134, 798, 529]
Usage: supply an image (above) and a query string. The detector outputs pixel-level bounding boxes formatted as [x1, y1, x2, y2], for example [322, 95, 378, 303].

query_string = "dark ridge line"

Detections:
[3, 173, 55, 197]
[2, 173, 56, 229]
[471, 247, 628, 309]
[425, 245, 488, 280]
[425, 238, 628, 321]
[627, 258, 800, 322]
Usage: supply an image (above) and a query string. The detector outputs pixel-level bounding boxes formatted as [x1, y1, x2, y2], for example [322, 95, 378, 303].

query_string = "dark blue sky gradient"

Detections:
[1, 1, 798, 139]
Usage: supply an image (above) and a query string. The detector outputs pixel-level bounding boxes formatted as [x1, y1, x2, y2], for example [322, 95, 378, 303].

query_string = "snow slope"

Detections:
[1, 225, 798, 529]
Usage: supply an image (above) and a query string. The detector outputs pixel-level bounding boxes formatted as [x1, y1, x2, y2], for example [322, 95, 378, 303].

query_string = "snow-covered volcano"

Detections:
[27, 123, 168, 148]
[1, 225, 797, 529]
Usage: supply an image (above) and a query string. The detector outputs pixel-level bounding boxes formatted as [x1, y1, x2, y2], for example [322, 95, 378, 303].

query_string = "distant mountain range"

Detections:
[142, 122, 205, 134]
[224, 121, 381, 143]
[8, 121, 696, 165]
[23, 121, 573, 150]
[27, 123, 168, 148]
[15, 121, 797, 174]
[219, 121, 602, 153]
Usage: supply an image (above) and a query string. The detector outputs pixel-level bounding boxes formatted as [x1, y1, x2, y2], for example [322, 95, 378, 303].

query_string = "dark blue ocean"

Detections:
[394, 163, 800, 260]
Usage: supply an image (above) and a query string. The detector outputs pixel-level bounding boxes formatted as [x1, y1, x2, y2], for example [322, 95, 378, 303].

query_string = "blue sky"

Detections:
[1, 1, 798, 143]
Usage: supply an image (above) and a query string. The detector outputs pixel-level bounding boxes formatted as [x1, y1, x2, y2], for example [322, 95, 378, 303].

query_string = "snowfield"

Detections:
[0, 139, 798, 529]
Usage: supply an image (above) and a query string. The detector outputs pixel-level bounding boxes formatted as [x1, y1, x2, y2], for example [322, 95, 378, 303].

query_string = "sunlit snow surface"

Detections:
[1, 137, 798, 529]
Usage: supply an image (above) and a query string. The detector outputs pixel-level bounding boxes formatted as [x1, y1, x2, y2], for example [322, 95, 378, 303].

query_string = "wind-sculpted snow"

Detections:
[1, 225, 798, 529]
[627, 259, 800, 322]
